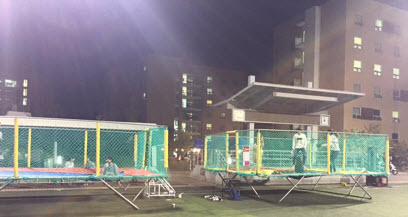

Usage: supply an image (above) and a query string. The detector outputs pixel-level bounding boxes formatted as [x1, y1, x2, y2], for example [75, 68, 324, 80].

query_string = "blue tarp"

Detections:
[192, 138, 204, 149]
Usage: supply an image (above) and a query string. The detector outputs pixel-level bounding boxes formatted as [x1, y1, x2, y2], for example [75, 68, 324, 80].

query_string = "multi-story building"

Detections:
[263, 0, 408, 142]
[0, 73, 30, 115]
[144, 55, 248, 141]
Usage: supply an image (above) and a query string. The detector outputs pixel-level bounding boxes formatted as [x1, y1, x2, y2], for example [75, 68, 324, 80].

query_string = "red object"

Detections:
[0, 167, 159, 177]
[243, 146, 250, 166]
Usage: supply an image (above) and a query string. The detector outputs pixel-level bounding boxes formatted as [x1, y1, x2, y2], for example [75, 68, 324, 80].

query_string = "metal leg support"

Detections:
[101, 179, 140, 210]
[0, 180, 12, 191]
[244, 176, 260, 198]
[279, 176, 305, 203]
[286, 177, 298, 189]
[312, 175, 323, 191]
[348, 175, 372, 200]
[133, 179, 150, 201]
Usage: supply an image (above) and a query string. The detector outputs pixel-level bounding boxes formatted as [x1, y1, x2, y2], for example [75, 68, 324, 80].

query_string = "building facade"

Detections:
[0, 73, 30, 115]
[144, 55, 248, 141]
[265, 0, 408, 142]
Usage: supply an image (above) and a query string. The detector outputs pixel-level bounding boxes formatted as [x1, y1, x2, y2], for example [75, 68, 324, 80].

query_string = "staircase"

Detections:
[144, 178, 176, 198]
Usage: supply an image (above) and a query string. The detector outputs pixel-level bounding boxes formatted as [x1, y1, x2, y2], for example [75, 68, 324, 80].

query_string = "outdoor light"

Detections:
[175, 148, 178, 151]
[181, 149, 184, 152]
[193, 148, 197, 153]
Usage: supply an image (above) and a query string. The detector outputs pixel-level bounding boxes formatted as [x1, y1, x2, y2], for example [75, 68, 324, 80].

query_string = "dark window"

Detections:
[359, 107, 382, 121]
[353, 107, 361, 119]
[353, 84, 362, 93]
[393, 90, 400, 100]
[392, 133, 399, 142]
[373, 109, 381, 121]
[355, 15, 363, 25]
[374, 42, 382, 53]
[374, 87, 382, 98]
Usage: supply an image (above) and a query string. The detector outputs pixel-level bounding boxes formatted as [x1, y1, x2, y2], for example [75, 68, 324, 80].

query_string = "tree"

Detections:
[346, 123, 382, 134]
[172, 132, 193, 152]
[364, 123, 381, 134]
[391, 140, 408, 158]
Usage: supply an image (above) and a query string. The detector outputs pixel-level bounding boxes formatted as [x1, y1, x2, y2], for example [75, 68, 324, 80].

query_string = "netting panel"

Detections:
[0, 121, 168, 181]
[205, 129, 389, 177]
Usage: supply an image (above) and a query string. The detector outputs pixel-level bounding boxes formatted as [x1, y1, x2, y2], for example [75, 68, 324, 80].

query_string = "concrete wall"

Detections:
[319, 0, 347, 131]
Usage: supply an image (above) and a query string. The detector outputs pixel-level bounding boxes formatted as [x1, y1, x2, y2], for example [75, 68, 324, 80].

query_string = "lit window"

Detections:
[374, 64, 382, 76]
[374, 42, 382, 53]
[206, 123, 212, 130]
[23, 89, 27, 96]
[353, 84, 361, 93]
[207, 76, 213, 83]
[354, 15, 363, 25]
[23, 79, 28, 87]
[375, 19, 383, 31]
[206, 100, 213, 106]
[207, 88, 213, 95]
[182, 86, 187, 96]
[174, 120, 179, 131]
[394, 46, 400, 57]
[353, 60, 362, 72]
[220, 113, 226, 118]
[354, 37, 362, 49]
[182, 74, 187, 84]
[5, 79, 17, 87]
[181, 123, 186, 132]
[393, 68, 400, 79]
[374, 87, 382, 98]
[392, 111, 399, 119]
[23, 98, 27, 106]
[182, 99, 187, 108]
[353, 107, 361, 119]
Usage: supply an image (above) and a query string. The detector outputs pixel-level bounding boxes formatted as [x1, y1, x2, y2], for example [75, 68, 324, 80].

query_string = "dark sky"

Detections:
[0, 0, 406, 120]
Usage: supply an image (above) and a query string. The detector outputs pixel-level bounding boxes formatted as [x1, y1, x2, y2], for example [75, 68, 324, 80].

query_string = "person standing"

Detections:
[292, 127, 307, 173]
[327, 129, 340, 173]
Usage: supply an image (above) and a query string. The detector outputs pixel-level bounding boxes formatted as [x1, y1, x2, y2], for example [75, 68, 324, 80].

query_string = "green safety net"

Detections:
[205, 129, 389, 178]
[0, 124, 168, 182]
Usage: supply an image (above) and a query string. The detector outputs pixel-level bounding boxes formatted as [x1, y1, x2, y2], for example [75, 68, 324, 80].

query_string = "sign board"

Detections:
[320, 114, 330, 126]
[232, 109, 245, 122]
[243, 146, 250, 166]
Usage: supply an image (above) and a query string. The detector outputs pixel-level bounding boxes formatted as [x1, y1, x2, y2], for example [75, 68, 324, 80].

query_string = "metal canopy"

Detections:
[214, 82, 364, 115]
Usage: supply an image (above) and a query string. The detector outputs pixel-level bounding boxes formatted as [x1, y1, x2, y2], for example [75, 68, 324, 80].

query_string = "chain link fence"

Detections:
[0, 118, 168, 181]
[205, 129, 389, 177]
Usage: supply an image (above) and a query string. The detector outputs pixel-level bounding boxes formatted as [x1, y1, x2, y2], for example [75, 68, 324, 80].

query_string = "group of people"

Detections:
[292, 127, 340, 173]
[64, 156, 120, 176]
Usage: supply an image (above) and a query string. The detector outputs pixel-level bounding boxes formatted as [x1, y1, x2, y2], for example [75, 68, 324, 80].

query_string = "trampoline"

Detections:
[205, 129, 390, 202]
[0, 117, 174, 210]
[0, 167, 159, 179]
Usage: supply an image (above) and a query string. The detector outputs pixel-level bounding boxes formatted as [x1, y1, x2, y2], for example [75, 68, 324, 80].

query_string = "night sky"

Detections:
[0, 0, 406, 121]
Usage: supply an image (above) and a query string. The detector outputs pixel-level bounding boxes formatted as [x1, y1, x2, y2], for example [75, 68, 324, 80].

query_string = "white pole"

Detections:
[54, 141, 58, 167]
